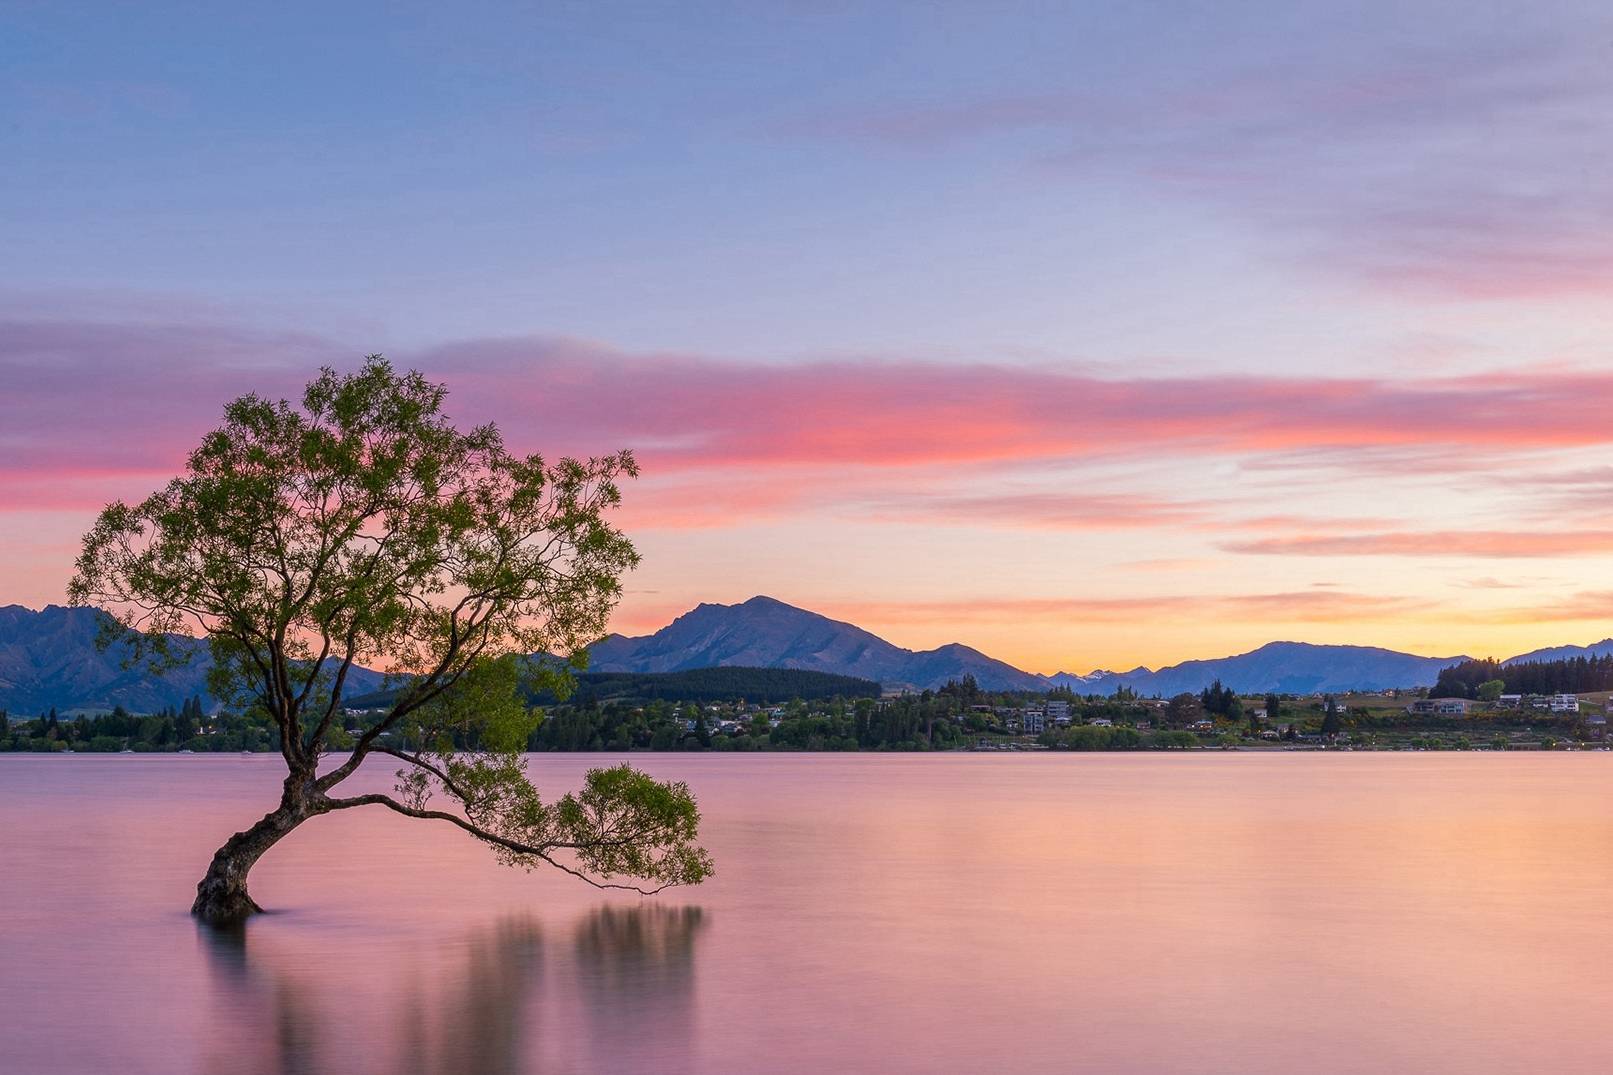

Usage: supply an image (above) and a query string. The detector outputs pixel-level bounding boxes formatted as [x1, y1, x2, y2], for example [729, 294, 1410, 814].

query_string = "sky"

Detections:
[6, 1, 1613, 673]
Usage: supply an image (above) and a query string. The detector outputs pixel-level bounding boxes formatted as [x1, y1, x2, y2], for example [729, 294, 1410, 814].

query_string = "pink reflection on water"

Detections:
[4, 753, 1613, 1073]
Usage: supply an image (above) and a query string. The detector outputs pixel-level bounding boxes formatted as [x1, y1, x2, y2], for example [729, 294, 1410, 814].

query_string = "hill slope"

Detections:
[1048, 641, 1470, 696]
[0, 604, 383, 714]
[1503, 639, 1613, 665]
[588, 596, 1047, 691]
[8, 597, 1607, 708]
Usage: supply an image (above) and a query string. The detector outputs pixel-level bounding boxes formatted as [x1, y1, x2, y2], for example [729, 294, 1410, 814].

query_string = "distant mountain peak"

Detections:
[587, 596, 1043, 691]
[8, 597, 1611, 711]
[0, 604, 385, 715]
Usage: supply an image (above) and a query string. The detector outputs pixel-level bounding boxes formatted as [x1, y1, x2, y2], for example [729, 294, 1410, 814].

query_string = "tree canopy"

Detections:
[70, 357, 712, 919]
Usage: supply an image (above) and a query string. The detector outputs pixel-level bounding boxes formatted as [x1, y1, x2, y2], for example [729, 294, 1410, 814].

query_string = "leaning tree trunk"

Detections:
[191, 803, 308, 923]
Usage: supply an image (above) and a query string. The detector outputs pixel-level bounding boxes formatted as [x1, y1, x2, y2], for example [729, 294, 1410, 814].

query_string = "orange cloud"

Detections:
[816, 590, 1438, 626]
[1498, 590, 1613, 622]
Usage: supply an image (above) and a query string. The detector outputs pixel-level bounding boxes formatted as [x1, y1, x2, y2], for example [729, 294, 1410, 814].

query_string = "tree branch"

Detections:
[370, 746, 481, 804]
[323, 792, 676, 894]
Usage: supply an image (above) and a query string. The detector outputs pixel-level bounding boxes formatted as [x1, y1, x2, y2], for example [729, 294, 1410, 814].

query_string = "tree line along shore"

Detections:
[4, 671, 1608, 754]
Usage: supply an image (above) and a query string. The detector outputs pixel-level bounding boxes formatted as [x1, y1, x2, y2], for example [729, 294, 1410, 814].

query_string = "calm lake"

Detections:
[4, 753, 1613, 1073]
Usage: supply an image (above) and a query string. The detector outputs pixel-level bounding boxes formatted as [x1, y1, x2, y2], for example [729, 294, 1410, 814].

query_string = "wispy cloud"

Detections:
[13, 319, 1613, 528]
[0, 318, 338, 489]
[856, 491, 1212, 530]
[1458, 577, 1542, 590]
[424, 338, 1613, 472]
[777, 35, 1613, 299]
[1226, 531, 1613, 559]
[1499, 590, 1613, 623]
[821, 590, 1440, 626]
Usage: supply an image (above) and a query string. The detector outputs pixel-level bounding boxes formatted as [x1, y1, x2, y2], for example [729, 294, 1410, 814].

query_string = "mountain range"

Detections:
[589, 598, 1470, 695]
[1044, 642, 1468, 697]
[588, 596, 1048, 692]
[0, 604, 386, 715]
[1502, 639, 1613, 665]
[0, 596, 1603, 713]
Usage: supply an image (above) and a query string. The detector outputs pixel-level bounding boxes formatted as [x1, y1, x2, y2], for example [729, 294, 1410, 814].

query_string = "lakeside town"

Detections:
[6, 675, 1610, 755]
[590, 683, 1613, 753]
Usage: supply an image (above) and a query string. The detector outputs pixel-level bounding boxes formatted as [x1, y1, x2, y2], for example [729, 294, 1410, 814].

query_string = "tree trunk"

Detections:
[191, 801, 309, 923]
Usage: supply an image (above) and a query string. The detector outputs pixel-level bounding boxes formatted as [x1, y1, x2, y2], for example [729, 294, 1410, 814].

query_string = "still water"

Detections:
[3, 753, 1613, 1074]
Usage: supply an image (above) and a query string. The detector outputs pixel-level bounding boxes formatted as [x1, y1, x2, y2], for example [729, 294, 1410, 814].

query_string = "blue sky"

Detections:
[10, 1, 1606, 359]
[7, 2, 1613, 669]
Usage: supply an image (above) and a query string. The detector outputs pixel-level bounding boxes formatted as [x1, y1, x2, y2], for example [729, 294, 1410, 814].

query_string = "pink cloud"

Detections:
[422, 338, 1613, 476]
[1225, 531, 1613, 558]
[13, 321, 1613, 532]
[0, 318, 337, 491]
[856, 491, 1212, 530]
[1458, 577, 1541, 590]
[1499, 590, 1613, 622]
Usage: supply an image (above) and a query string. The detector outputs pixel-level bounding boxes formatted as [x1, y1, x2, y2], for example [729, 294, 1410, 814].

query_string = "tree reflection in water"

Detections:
[198, 905, 706, 1075]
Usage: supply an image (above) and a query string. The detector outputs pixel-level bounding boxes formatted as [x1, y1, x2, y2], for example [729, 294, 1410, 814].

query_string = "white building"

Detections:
[1550, 694, 1580, 714]
[1408, 698, 1470, 716]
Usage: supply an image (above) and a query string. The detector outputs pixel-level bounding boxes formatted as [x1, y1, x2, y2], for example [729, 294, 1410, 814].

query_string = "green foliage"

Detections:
[562, 667, 878, 705]
[399, 654, 549, 753]
[1039, 725, 1195, 750]
[938, 674, 983, 706]
[1320, 695, 1342, 737]
[1199, 679, 1241, 718]
[70, 358, 640, 739]
[393, 752, 711, 890]
[0, 695, 220, 753]
[67, 358, 710, 899]
[555, 766, 712, 887]
[348, 666, 875, 712]
[1437, 654, 1613, 697]
[1165, 693, 1203, 726]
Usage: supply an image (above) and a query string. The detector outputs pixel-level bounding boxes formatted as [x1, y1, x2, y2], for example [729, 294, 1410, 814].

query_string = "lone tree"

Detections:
[1320, 695, 1343, 739]
[69, 358, 712, 923]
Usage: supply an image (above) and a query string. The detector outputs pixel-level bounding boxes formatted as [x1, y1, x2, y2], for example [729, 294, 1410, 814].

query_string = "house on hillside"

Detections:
[1407, 698, 1472, 716]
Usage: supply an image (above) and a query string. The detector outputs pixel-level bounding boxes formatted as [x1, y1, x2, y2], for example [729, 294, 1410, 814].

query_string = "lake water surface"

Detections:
[4, 753, 1613, 1073]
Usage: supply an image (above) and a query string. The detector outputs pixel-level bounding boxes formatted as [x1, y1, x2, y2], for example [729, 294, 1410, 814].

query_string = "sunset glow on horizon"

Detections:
[7, 2, 1613, 673]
